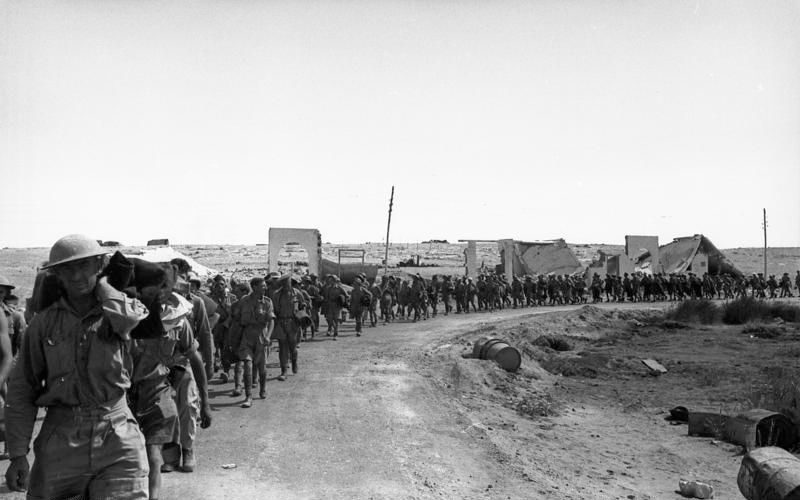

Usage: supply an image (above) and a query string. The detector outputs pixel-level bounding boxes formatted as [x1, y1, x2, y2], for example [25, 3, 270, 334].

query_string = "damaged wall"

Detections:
[625, 235, 660, 274]
[268, 227, 322, 276]
[659, 234, 742, 277]
[499, 239, 583, 277]
[465, 241, 479, 276]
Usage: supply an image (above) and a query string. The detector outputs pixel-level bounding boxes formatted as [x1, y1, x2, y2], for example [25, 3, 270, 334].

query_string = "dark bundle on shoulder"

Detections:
[130, 259, 169, 339]
[101, 251, 136, 294]
[103, 253, 168, 339]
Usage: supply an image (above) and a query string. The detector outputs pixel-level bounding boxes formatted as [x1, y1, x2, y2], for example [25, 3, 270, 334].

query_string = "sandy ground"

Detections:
[1, 301, 798, 498]
[150, 300, 794, 500]
[1, 245, 799, 499]
[2, 243, 798, 301]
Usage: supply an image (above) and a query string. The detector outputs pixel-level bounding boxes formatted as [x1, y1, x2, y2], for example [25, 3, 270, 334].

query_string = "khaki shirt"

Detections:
[271, 287, 305, 341]
[236, 293, 274, 344]
[349, 286, 370, 313]
[130, 315, 197, 384]
[5, 287, 148, 458]
[323, 284, 347, 310]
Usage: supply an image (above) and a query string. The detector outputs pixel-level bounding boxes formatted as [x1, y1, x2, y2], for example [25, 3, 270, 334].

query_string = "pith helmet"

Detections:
[0, 275, 14, 289]
[42, 234, 107, 269]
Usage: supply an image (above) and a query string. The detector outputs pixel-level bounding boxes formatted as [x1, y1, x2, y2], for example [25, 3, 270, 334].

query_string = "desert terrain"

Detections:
[1, 241, 798, 301]
[0, 243, 798, 499]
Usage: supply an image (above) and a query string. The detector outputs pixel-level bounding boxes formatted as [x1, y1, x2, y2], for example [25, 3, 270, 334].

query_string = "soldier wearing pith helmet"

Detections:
[5, 234, 150, 499]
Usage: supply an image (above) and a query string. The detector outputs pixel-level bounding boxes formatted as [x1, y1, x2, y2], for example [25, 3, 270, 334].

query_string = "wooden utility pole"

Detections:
[384, 186, 394, 275]
[763, 208, 768, 278]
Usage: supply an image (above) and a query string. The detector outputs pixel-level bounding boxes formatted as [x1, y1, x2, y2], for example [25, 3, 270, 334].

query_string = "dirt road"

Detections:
[150, 302, 746, 500]
[162, 306, 553, 500]
[0, 302, 762, 500]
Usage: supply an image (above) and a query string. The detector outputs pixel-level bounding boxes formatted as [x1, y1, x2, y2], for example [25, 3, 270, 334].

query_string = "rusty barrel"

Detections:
[738, 447, 800, 500]
[472, 338, 521, 373]
[729, 410, 796, 451]
[688, 410, 795, 451]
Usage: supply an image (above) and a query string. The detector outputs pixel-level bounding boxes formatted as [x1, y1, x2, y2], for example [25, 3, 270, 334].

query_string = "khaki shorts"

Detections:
[237, 332, 268, 363]
[133, 379, 178, 445]
[29, 399, 148, 500]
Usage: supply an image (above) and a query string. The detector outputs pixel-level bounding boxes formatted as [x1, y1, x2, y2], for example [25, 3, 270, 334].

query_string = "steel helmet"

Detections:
[42, 234, 107, 269]
[0, 275, 14, 289]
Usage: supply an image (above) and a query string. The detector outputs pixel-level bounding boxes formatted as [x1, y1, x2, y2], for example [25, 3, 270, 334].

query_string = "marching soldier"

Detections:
[441, 276, 454, 315]
[304, 274, 323, 336]
[780, 272, 793, 298]
[0, 277, 25, 357]
[271, 275, 307, 380]
[128, 262, 212, 493]
[234, 277, 273, 407]
[323, 275, 348, 339]
[368, 278, 381, 327]
[348, 277, 371, 336]
[5, 235, 149, 499]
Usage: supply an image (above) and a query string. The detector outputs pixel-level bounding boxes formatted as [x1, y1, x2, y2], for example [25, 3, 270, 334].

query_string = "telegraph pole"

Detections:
[384, 186, 394, 275]
[762, 208, 768, 278]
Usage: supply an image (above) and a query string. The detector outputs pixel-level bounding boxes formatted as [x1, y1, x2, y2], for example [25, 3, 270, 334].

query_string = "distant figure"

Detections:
[348, 277, 370, 336]
[779, 272, 793, 298]
[323, 275, 348, 339]
[0, 276, 26, 357]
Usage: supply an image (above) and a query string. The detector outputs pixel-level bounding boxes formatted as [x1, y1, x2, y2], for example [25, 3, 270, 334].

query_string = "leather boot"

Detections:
[181, 448, 195, 473]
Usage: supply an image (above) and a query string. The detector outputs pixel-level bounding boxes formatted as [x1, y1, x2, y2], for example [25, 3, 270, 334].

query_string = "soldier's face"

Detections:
[0, 287, 8, 302]
[54, 257, 101, 298]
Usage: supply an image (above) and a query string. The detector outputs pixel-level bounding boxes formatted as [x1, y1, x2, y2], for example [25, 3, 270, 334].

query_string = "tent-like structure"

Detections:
[658, 234, 742, 277]
[320, 258, 379, 285]
[128, 247, 218, 278]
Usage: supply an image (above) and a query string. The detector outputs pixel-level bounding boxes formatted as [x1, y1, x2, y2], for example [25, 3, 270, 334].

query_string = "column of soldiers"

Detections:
[2, 234, 799, 499]
[359, 270, 800, 321]
[0, 238, 382, 499]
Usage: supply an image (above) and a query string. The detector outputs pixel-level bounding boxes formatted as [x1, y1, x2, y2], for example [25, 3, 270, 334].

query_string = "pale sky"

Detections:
[2, 0, 799, 249]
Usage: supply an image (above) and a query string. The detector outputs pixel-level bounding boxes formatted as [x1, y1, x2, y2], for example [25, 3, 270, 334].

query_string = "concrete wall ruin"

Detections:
[465, 241, 478, 276]
[607, 254, 636, 276]
[498, 239, 583, 277]
[268, 228, 322, 276]
[625, 235, 660, 274]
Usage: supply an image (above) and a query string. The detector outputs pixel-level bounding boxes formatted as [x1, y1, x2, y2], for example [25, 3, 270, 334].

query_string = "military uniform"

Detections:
[368, 281, 381, 326]
[6, 285, 150, 500]
[303, 278, 323, 335]
[271, 282, 306, 378]
[348, 280, 371, 336]
[441, 277, 454, 315]
[323, 278, 348, 337]
[235, 291, 274, 397]
[130, 294, 197, 448]
[2, 303, 26, 358]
